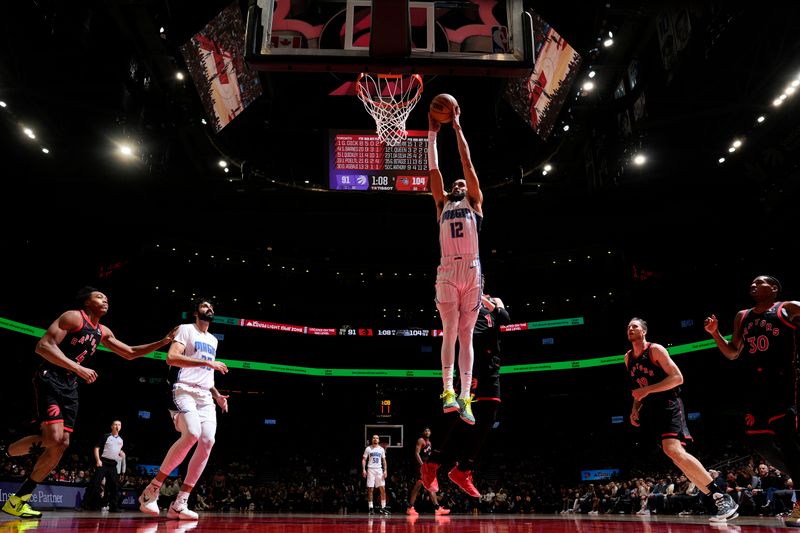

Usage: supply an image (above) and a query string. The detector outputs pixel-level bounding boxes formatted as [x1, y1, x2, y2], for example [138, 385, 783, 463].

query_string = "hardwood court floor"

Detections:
[0, 511, 791, 532]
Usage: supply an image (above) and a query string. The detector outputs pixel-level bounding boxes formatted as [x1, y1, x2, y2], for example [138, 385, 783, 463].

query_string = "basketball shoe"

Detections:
[709, 492, 738, 522]
[138, 484, 161, 517]
[785, 503, 800, 527]
[1, 494, 41, 518]
[168, 495, 199, 520]
[441, 390, 458, 413]
[448, 466, 480, 498]
[457, 396, 475, 425]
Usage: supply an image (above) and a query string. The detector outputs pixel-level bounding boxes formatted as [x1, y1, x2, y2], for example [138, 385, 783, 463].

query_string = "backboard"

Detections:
[245, 0, 534, 77]
[365, 424, 404, 449]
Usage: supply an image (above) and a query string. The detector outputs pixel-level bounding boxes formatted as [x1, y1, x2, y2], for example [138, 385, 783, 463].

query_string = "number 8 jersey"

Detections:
[439, 196, 481, 258]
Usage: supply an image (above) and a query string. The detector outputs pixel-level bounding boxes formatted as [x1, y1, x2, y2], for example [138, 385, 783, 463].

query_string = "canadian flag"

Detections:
[271, 35, 302, 48]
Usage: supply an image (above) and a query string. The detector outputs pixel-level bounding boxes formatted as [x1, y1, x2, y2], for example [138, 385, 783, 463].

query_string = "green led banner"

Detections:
[0, 316, 725, 377]
[179, 313, 586, 336]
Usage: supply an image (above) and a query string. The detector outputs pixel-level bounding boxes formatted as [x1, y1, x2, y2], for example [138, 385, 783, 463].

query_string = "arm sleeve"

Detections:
[495, 307, 510, 326]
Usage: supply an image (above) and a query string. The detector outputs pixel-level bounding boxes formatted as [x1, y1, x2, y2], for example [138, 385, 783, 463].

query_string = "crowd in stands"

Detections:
[2, 437, 796, 517]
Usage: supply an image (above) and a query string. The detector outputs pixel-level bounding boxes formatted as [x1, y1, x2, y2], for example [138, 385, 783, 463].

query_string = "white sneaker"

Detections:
[138, 484, 161, 517]
[168, 496, 199, 520]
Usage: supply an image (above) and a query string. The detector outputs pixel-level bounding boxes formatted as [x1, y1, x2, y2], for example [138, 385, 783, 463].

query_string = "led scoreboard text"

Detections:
[329, 130, 430, 192]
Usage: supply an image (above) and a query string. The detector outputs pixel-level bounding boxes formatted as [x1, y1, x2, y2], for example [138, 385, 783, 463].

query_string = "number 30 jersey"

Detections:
[439, 196, 481, 258]
[738, 302, 798, 409]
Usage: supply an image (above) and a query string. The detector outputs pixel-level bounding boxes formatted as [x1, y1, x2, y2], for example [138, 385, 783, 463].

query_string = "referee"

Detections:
[82, 420, 125, 511]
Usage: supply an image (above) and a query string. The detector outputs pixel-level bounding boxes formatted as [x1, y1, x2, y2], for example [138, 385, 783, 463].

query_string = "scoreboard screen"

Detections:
[329, 130, 430, 192]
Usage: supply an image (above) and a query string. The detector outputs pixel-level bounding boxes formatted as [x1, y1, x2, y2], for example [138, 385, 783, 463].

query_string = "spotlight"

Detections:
[773, 98, 783, 106]
[603, 38, 614, 47]
[757, 115, 765, 123]
[632, 153, 646, 166]
[582, 81, 595, 92]
[0, 101, 6, 108]
[732, 139, 742, 148]
[718, 157, 725, 163]
[42, 147, 50, 154]
[563, 124, 570, 132]
[218, 160, 228, 168]
[176, 72, 185, 80]
[544, 164, 552, 172]
[588, 70, 596, 79]
[119, 144, 133, 156]
[728, 147, 736, 153]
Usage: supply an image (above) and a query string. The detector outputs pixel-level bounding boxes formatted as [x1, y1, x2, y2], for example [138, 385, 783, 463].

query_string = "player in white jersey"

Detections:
[139, 298, 229, 520]
[428, 105, 484, 426]
[361, 434, 389, 515]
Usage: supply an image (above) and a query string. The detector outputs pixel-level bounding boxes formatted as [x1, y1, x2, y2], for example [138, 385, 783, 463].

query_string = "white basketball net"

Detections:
[356, 74, 424, 146]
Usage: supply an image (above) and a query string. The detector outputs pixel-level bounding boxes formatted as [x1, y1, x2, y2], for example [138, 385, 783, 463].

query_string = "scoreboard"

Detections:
[329, 130, 430, 192]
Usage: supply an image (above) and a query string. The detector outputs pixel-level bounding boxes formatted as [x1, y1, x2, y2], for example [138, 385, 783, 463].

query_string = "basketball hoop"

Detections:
[356, 73, 423, 146]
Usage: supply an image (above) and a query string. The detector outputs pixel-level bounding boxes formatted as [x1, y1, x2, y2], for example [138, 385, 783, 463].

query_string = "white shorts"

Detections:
[435, 255, 481, 308]
[366, 469, 385, 488]
[169, 383, 216, 425]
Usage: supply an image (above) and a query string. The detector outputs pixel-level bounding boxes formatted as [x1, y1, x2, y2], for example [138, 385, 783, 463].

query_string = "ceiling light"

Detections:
[119, 144, 133, 156]
[728, 146, 736, 153]
[757, 115, 765, 123]
[582, 81, 595, 92]
[542, 170, 548, 176]
[200, 118, 207, 125]
[218, 160, 228, 168]
[603, 38, 614, 47]
[779, 94, 787, 101]
[0, 101, 6, 108]
[718, 157, 726, 163]
[563, 124, 570, 132]
[632, 154, 646, 166]
[588, 70, 596, 79]
[41, 147, 49, 154]
[176, 72, 184, 80]
[773, 98, 784, 106]
[544, 164, 552, 172]
[223, 167, 229, 173]
[785, 86, 796, 95]
[159, 27, 165, 34]
[732, 139, 742, 148]
[792, 80, 800, 87]
[23, 127, 35, 138]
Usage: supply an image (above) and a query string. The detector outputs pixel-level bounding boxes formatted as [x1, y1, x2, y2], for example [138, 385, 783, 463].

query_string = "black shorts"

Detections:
[471, 350, 500, 401]
[639, 397, 692, 446]
[33, 374, 79, 433]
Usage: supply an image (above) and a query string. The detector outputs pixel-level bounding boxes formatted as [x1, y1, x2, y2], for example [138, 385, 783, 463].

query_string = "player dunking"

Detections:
[407, 428, 449, 515]
[428, 104, 483, 425]
[1, 287, 177, 519]
[625, 317, 738, 522]
[138, 298, 229, 520]
[423, 275, 508, 498]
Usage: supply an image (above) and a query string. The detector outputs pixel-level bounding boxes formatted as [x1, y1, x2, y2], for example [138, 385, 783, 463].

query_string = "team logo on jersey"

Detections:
[47, 404, 61, 417]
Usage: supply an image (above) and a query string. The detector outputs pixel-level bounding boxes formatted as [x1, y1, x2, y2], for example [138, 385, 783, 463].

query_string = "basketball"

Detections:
[430, 94, 458, 124]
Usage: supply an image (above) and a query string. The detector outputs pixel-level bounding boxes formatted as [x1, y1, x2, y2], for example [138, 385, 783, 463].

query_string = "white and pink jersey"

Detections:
[438, 196, 481, 259]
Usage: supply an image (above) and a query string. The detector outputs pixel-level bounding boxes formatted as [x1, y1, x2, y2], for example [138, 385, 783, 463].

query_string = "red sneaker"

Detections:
[421, 463, 439, 493]
[406, 507, 419, 515]
[448, 466, 480, 498]
[435, 507, 451, 515]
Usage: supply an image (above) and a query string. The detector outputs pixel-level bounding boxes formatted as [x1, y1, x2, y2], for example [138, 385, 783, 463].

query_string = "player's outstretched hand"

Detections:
[164, 325, 180, 343]
[215, 393, 229, 413]
[428, 112, 441, 134]
[703, 315, 718, 335]
[209, 360, 229, 374]
[452, 105, 462, 130]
